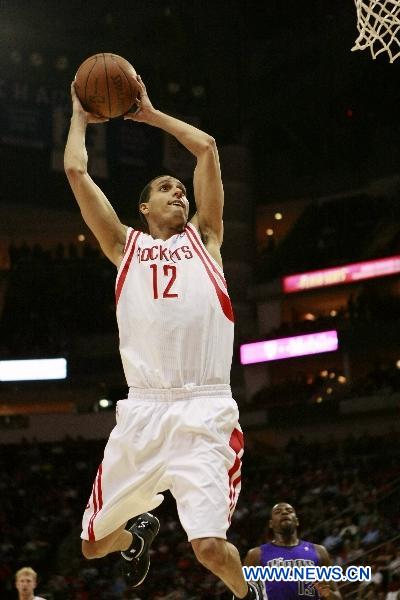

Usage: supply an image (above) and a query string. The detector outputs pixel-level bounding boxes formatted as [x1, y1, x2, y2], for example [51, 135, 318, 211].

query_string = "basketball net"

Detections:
[352, 0, 400, 62]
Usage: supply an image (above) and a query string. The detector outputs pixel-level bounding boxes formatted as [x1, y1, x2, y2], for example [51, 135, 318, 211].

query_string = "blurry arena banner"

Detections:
[240, 331, 338, 365]
[109, 119, 162, 168]
[163, 115, 198, 180]
[0, 358, 67, 382]
[282, 255, 400, 294]
[0, 79, 53, 148]
[51, 105, 109, 178]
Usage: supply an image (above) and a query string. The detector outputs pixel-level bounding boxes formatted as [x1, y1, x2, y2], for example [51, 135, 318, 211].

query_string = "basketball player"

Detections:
[15, 567, 46, 600]
[244, 503, 343, 599]
[64, 75, 265, 600]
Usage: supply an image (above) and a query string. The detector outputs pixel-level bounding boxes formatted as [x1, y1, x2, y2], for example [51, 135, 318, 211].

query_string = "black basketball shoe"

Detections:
[121, 512, 160, 587]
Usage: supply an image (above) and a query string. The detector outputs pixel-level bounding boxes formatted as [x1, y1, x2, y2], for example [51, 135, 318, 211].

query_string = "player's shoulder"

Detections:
[300, 538, 320, 551]
[244, 545, 262, 566]
[300, 538, 315, 546]
[312, 543, 331, 565]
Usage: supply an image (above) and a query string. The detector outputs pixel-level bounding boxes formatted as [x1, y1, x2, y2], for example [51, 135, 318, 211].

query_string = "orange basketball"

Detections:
[74, 53, 139, 118]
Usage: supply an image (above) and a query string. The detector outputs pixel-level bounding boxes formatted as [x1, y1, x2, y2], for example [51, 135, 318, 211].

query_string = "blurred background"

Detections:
[0, 1, 399, 598]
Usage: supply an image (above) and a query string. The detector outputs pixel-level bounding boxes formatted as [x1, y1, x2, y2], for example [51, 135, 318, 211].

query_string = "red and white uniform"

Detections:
[82, 223, 243, 543]
[116, 223, 234, 388]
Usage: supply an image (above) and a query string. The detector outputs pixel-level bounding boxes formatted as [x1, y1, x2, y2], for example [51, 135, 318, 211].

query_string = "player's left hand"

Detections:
[313, 581, 332, 598]
[124, 75, 156, 123]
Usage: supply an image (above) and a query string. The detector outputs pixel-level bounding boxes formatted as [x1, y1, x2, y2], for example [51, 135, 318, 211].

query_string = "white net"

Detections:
[352, 0, 400, 62]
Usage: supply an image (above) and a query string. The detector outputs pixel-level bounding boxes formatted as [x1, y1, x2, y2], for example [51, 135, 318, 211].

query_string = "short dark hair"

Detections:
[138, 175, 170, 232]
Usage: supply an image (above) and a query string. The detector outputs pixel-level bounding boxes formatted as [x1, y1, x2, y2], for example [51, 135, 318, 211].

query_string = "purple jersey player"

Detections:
[244, 503, 342, 599]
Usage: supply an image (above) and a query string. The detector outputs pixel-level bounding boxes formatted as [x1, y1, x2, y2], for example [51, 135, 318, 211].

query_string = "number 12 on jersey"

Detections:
[150, 264, 178, 299]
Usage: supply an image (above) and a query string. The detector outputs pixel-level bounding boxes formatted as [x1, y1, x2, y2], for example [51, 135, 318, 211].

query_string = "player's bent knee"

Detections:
[191, 538, 227, 570]
[82, 539, 104, 560]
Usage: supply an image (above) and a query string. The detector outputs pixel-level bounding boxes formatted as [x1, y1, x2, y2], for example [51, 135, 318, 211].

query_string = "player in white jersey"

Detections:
[64, 74, 265, 600]
[15, 567, 46, 600]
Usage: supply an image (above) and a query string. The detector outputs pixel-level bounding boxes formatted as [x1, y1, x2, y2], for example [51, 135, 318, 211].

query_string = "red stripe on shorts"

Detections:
[115, 230, 141, 305]
[227, 428, 244, 523]
[229, 428, 244, 454]
[88, 478, 98, 542]
[97, 463, 103, 508]
[185, 226, 234, 323]
[88, 463, 103, 542]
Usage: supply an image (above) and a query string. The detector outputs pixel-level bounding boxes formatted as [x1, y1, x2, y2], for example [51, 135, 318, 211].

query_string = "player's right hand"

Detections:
[70, 82, 109, 124]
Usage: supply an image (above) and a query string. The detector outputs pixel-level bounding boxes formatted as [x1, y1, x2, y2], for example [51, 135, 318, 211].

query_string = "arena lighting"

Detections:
[240, 330, 338, 365]
[282, 255, 400, 293]
[99, 398, 112, 409]
[0, 358, 67, 382]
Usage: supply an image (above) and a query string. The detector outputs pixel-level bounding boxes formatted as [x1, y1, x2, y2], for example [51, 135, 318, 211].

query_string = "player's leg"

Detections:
[82, 522, 131, 559]
[191, 537, 250, 597]
[82, 511, 160, 588]
[191, 537, 265, 598]
[81, 399, 165, 566]
[169, 392, 265, 597]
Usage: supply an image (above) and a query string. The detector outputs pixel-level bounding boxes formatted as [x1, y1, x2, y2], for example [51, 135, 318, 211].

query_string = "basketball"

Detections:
[74, 53, 139, 118]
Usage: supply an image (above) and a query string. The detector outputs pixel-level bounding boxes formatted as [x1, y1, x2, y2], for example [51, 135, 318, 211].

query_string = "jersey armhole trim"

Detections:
[123, 227, 135, 255]
[185, 225, 234, 323]
[185, 223, 227, 289]
[116, 230, 141, 304]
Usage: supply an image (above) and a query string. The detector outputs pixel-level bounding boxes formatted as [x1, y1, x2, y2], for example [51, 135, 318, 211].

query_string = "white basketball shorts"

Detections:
[81, 384, 244, 542]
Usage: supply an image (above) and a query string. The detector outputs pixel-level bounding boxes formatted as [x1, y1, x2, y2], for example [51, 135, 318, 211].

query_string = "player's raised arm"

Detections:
[64, 82, 127, 267]
[125, 75, 224, 266]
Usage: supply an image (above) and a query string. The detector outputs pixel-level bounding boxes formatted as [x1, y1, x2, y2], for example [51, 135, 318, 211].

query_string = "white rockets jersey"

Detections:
[115, 222, 234, 388]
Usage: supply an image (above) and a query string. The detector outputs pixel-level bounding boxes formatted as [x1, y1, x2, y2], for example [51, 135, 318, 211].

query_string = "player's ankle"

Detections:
[121, 531, 144, 560]
[233, 584, 254, 599]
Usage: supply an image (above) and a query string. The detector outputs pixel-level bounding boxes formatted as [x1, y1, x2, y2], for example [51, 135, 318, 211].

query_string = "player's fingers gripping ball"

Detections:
[74, 53, 139, 118]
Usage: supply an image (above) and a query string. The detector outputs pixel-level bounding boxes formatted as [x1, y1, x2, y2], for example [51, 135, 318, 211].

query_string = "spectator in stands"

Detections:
[389, 550, 400, 576]
[386, 573, 400, 600]
[339, 516, 359, 541]
[346, 539, 364, 563]
[15, 567, 45, 600]
[357, 563, 383, 599]
[322, 527, 342, 553]
[361, 522, 381, 547]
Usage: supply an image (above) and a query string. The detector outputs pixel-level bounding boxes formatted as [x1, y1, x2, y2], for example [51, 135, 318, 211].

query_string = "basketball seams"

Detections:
[84, 57, 98, 114]
[102, 53, 112, 119]
[79, 55, 99, 69]
[75, 53, 138, 118]
[113, 60, 135, 113]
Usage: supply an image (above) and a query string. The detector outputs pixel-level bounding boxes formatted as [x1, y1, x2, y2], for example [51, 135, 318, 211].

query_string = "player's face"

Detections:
[16, 574, 36, 596]
[143, 176, 189, 227]
[269, 503, 299, 534]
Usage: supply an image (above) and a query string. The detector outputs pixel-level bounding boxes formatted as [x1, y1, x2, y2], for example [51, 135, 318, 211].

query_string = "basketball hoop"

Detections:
[352, 0, 400, 62]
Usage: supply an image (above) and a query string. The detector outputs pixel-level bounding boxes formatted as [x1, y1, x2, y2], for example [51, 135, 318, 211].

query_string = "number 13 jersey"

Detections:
[116, 223, 235, 389]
